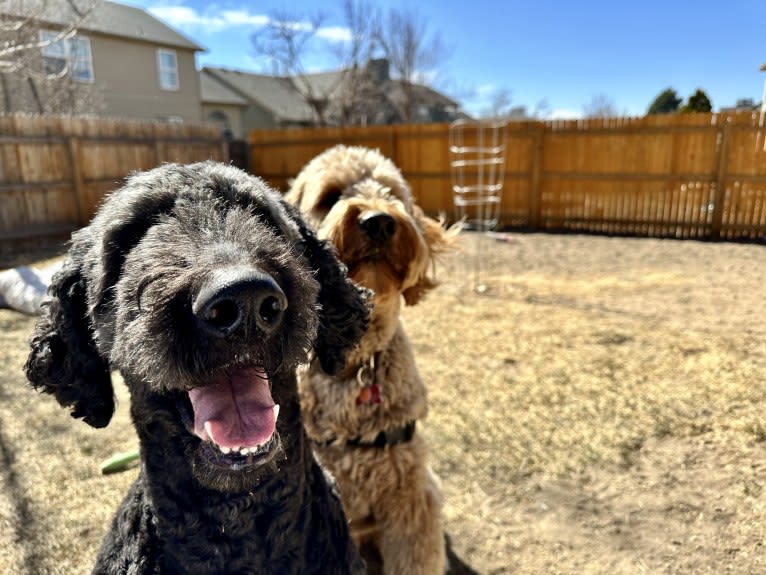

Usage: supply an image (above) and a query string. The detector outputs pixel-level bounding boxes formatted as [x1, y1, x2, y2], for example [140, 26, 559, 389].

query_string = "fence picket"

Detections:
[1, 112, 765, 244]
[248, 112, 765, 240]
[0, 114, 224, 243]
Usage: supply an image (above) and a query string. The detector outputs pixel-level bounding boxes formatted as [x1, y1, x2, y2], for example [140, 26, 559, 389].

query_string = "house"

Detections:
[1, 2, 464, 133]
[201, 58, 465, 137]
[0, 0, 204, 122]
[200, 67, 316, 137]
[719, 98, 760, 114]
[199, 70, 248, 138]
[366, 59, 463, 124]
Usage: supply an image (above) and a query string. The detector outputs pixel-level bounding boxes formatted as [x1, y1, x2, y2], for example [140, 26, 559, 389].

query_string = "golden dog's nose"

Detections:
[358, 211, 397, 243]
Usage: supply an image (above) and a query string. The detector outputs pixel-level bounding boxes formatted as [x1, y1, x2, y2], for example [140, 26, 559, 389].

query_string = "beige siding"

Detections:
[243, 105, 278, 130]
[202, 103, 245, 139]
[90, 35, 201, 122]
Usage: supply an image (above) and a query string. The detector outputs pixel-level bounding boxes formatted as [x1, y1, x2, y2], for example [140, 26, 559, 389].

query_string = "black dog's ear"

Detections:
[25, 258, 114, 428]
[284, 202, 370, 375]
[93, 184, 178, 316]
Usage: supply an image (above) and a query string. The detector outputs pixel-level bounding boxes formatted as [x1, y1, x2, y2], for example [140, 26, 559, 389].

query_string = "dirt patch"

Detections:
[1, 232, 765, 574]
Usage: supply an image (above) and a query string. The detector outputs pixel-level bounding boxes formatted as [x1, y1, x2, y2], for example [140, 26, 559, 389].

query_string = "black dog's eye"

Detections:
[136, 274, 166, 312]
[317, 187, 342, 212]
[136, 277, 153, 312]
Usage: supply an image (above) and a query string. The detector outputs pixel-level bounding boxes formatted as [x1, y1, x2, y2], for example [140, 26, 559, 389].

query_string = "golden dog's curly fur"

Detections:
[286, 145, 457, 574]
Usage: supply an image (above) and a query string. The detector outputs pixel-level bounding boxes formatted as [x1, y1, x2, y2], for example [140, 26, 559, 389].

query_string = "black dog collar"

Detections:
[317, 420, 416, 449]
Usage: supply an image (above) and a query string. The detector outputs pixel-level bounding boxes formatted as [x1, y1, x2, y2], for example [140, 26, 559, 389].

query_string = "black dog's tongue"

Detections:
[188, 368, 278, 450]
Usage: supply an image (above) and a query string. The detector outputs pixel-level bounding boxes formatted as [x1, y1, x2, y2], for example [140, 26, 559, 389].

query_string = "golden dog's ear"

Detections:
[284, 178, 303, 206]
[402, 206, 460, 306]
[402, 277, 436, 306]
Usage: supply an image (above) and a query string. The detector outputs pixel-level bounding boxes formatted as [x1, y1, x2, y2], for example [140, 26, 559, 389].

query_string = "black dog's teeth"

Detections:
[202, 434, 279, 468]
[216, 444, 260, 456]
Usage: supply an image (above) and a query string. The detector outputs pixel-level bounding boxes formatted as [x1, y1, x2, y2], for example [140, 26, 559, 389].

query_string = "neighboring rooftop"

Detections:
[0, 0, 204, 51]
[202, 67, 315, 124]
[199, 72, 248, 106]
[202, 59, 464, 127]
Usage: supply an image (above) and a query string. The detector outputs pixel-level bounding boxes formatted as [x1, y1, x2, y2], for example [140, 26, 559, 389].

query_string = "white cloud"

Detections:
[148, 5, 269, 33]
[148, 4, 352, 45]
[221, 10, 269, 27]
[415, 69, 440, 86]
[316, 26, 352, 43]
[474, 83, 497, 98]
[148, 6, 213, 27]
[262, 21, 350, 42]
[549, 108, 583, 120]
[275, 19, 313, 33]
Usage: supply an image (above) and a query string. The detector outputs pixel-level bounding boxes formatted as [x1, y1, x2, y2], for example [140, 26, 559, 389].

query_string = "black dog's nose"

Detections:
[192, 268, 287, 338]
[359, 211, 397, 242]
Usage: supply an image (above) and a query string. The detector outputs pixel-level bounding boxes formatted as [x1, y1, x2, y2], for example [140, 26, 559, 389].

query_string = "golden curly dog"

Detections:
[286, 145, 457, 575]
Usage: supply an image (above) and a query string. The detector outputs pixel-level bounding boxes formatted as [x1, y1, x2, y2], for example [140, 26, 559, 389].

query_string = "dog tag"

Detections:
[355, 356, 380, 405]
[356, 383, 381, 405]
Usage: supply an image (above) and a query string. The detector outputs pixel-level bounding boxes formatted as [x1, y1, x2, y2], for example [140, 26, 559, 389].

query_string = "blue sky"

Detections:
[125, 0, 766, 118]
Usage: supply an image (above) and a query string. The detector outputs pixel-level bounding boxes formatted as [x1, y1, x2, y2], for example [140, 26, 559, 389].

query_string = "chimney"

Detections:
[366, 58, 390, 84]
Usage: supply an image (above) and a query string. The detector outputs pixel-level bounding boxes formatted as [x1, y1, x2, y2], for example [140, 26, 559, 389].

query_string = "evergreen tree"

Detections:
[680, 89, 712, 113]
[647, 88, 682, 115]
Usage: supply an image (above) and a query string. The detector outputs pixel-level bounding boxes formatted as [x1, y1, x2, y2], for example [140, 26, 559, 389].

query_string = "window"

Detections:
[40, 30, 94, 82]
[157, 49, 178, 91]
[69, 36, 94, 82]
[40, 31, 66, 76]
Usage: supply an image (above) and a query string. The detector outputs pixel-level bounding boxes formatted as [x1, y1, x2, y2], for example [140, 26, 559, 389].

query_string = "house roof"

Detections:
[298, 70, 345, 100]
[201, 60, 463, 125]
[200, 71, 247, 106]
[1, 0, 204, 51]
[202, 67, 315, 123]
[297, 63, 461, 118]
[386, 79, 460, 109]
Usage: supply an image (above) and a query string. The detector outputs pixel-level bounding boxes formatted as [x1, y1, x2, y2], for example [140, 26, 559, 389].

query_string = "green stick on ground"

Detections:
[100, 449, 140, 474]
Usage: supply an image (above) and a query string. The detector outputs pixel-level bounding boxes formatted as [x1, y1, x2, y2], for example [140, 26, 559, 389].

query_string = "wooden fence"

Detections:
[250, 113, 766, 240]
[0, 114, 227, 243]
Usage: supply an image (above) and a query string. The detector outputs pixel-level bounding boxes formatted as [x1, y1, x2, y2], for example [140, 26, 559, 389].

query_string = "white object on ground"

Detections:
[0, 261, 63, 315]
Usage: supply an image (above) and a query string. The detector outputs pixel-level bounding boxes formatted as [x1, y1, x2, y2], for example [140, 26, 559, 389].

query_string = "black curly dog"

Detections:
[25, 162, 369, 574]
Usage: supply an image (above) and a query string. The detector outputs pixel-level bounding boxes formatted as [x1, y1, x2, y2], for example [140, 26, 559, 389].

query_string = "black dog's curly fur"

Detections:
[25, 161, 369, 574]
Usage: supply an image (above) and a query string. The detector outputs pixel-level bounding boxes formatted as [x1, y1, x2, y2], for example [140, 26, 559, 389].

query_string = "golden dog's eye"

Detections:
[317, 187, 342, 212]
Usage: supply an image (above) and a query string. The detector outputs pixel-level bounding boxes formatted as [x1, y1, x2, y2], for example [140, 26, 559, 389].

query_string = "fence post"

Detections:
[389, 128, 398, 165]
[221, 136, 229, 164]
[154, 139, 165, 166]
[710, 121, 730, 239]
[528, 122, 544, 229]
[66, 136, 86, 226]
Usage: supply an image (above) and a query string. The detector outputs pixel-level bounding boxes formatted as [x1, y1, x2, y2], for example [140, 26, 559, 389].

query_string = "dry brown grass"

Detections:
[1, 232, 765, 574]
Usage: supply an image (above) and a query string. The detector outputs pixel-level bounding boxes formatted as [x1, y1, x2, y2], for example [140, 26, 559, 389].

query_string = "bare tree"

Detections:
[331, 0, 377, 71]
[480, 87, 513, 119]
[374, 6, 448, 122]
[250, 3, 450, 126]
[251, 10, 334, 126]
[251, 3, 395, 127]
[0, 0, 104, 114]
[328, 0, 388, 126]
[531, 99, 551, 120]
[583, 93, 619, 118]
